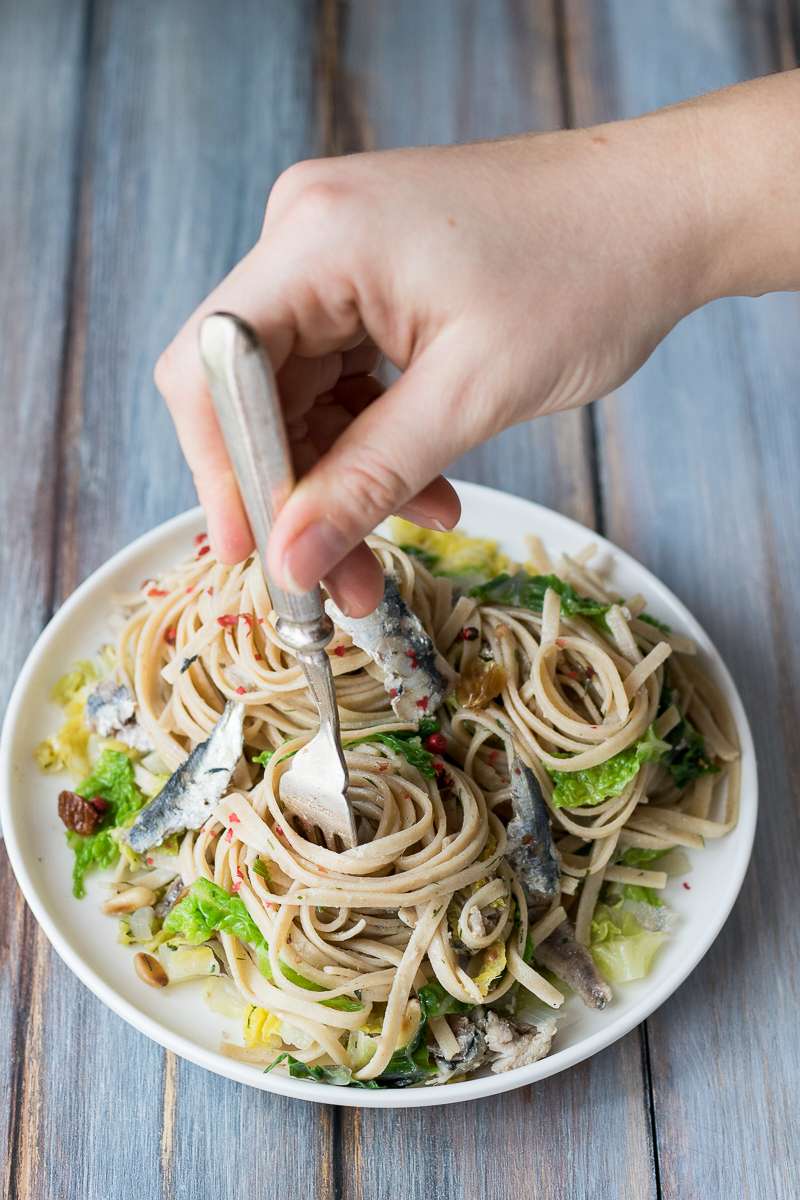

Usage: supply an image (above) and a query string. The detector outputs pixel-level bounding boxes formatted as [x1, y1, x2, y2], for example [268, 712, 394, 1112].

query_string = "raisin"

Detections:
[455, 659, 507, 710]
[58, 790, 102, 835]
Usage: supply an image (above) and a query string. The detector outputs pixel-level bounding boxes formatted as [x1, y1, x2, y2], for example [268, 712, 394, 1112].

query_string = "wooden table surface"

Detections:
[2, 3, 799, 1197]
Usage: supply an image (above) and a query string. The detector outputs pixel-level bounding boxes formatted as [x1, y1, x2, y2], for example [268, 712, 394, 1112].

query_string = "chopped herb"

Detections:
[665, 720, 719, 788]
[180, 655, 199, 673]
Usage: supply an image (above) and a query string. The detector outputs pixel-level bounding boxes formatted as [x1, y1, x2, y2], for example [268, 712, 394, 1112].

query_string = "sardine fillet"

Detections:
[535, 919, 613, 1010]
[326, 574, 451, 721]
[505, 756, 560, 904]
[127, 701, 245, 852]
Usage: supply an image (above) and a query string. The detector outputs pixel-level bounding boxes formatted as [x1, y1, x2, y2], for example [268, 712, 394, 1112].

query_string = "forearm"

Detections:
[158, 69, 800, 608]
[555, 69, 800, 315]
[688, 69, 800, 300]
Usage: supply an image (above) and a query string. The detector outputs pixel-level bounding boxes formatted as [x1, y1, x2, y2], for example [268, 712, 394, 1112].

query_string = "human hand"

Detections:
[155, 71, 800, 616]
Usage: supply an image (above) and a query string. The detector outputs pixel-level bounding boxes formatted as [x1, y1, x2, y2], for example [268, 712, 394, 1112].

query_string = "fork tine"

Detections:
[300, 817, 317, 843]
[323, 829, 340, 852]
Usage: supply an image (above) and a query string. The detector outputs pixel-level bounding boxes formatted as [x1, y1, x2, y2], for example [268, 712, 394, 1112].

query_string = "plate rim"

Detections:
[0, 480, 758, 1108]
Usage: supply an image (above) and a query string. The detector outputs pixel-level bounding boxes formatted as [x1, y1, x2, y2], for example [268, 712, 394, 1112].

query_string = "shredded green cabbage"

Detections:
[51, 660, 100, 706]
[618, 846, 672, 868]
[345, 731, 437, 778]
[617, 846, 672, 906]
[36, 653, 118, 777]
[264, 1053, 379, 1088]
[469, 940, 507, 997]
[254, 719, 440, 778]
[389, 517, 511, 581]
[621, 884, 664, 907]
[67, 751, 145, 897]
[470, 572, 610, 620]
[590, 903, 668, 982]
[164, 878, 360, 1011]
[549, 726, 670, 809]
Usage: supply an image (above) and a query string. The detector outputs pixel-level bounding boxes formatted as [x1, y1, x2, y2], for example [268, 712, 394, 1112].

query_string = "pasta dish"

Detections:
[37, 520, 740, 1087]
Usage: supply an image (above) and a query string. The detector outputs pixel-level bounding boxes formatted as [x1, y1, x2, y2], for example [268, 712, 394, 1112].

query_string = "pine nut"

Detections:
[134, 952, 168, 989]
[102, 885, 157, 915]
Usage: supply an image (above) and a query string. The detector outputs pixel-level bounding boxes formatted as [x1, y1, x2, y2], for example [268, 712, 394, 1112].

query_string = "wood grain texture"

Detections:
[341, 1045, 655, 1200]
[55, 0, 322, 598]
[4, 1, 799, 1198]
[5, 3, 334, 1198]
[328, 5, 653, 1198]
[167, 1058, 335, 1200]
[564, 3, 800, 1197]
[0, 3, 90, 1197]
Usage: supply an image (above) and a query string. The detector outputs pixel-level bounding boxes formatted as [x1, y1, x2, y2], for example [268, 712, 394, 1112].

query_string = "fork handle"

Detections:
[199, 312, 332, 649]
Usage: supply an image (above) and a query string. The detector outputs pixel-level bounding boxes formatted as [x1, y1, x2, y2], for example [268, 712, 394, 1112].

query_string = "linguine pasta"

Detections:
[41, 525, 740, 1087]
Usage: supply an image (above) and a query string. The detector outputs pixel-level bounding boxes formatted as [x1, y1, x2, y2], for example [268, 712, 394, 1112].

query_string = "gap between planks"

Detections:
[315, 5, 651, 1199]
[5, 2, 95, 1194]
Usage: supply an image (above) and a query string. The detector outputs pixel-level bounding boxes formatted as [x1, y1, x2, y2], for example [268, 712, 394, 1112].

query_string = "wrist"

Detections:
[689, 70, 800, 301]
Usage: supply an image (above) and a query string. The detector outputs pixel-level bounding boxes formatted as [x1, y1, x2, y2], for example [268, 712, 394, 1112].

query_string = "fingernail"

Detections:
[281, 519, 349, 592]
[399, 509, 449, 532]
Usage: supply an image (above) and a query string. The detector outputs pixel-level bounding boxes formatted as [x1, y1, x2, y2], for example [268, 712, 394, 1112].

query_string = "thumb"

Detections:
[266, 335, 483, 597]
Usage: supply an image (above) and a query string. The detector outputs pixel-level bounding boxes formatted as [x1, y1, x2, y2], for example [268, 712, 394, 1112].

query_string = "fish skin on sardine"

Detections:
[505, 755, 560, 905]
[534, 918, 613, 1010]
[325, 574, 450, 722]
[154, 875, 188, 919]
[503, 753, 611, 1010]
[127, 701, 245, 852]
[86, 679, 135, 733]
[86, 678, 152, 752]
[431, 1014, 487, 1081]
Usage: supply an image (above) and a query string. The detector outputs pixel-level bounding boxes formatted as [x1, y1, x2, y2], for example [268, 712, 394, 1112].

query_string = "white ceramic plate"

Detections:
[0, 481, 757, 1108]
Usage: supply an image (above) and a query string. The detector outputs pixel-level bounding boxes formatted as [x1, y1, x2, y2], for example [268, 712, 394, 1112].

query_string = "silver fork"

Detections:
[199, 311, 357, 850]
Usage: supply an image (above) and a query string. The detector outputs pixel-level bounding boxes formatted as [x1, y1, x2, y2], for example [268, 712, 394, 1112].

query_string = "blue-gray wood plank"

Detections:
[5, 3, 335, 1199]
[1, 1, 798, 1198]
[328, 5, 652, 1198]
[0, 3, 92, 1198]
[565, 2, 800, 1198]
